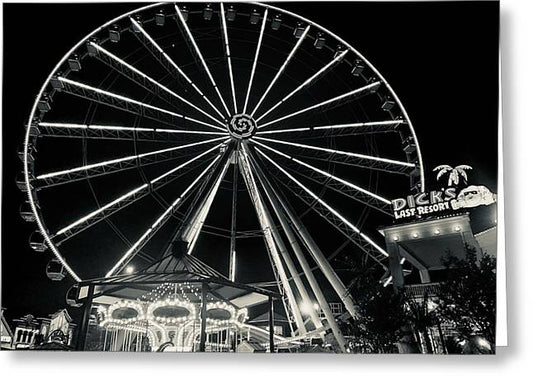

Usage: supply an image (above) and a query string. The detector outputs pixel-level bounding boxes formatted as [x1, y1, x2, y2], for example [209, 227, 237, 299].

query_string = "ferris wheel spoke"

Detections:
[130, 17, 226, 121]
[88, 41, 226, 128]
[35, 137, 228, 188]
[219, 3, 238, 114]
[180, 154, 232, 255]
[254, 137, 415, 175]
[251, 140, 392, 215]
[250, 25, 310, 118]
[258, 120, 405, 140]
[53, 76, 228, 132]
[254, 148, 388, 264]
[242, 8, 268, 114]
[256, 50, 348, 123]
[257, 81, 381, 129]
[51, 143, 225, 244]
[105, 155, 223, 277]
[37, 122, 223, 142]
[174, 4, 232, 117]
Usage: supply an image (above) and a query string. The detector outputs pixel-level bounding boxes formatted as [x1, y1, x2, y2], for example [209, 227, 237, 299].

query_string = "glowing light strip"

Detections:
[242, 8, 268, 114]
[37, 137, 226, 180]
[258, 81, 381, 128]
[174, 5, 231, 117]
[255, 136, 414, 168]
[256, 50, 348, 123]
[39, 122, 222, 136]
[251, 140, 391, 204]
[106, 156, 221, 277]
[89, 42, 226, 128]
[55, 185, 147, 236]
[220, 3, 238, 114]
[256, 148, 389, 257]
[186, 157, 231, 254]
[258, 120, 405, 135]
[54, 142, 225, 236]
[250, 25, 311, 117]
[57, 76, 225, 132]
[151, 141, 228, 184]
[130, 17, 225, 120]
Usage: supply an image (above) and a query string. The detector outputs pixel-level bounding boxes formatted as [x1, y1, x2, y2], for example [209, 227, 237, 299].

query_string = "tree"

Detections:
[344, 266, 409, 353]
[433, 164, 472, 187]
[435, 246, 496, 352]
[405, 292, 440, 353]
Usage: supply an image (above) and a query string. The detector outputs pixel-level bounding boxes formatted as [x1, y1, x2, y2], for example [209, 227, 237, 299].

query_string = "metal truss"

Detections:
[242, 8, 268, 114]
[254, 148, 388, 266]
[220, 3, 238, 114]
[106, 155, 223, 277]
[250, 24, 310, 117]
[129, 17, 226, 120]
[53, 77, 225, 132]
[259, 120, 405, 141]
[87, 41, 225, 127]
[174, 4, 231, 117]
[256, 50, 348, 123]
[37, 122, 222, 143]
[35, 137, 226, 188]
[251, 139, 392, 215]
[52, 155, 217, 245]
[255, 137, 415, 175]
[257, 81, 381, 129]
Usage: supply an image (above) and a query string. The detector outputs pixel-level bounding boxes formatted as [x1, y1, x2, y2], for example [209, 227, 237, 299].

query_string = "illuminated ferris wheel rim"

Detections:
[22, 1, 425, 286]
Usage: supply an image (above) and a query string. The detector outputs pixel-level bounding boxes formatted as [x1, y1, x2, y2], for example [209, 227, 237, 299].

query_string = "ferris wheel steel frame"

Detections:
[22, 2, 425, 345]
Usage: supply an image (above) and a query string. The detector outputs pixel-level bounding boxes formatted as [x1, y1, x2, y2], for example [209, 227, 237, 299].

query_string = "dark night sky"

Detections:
[1, 2, 499, 324]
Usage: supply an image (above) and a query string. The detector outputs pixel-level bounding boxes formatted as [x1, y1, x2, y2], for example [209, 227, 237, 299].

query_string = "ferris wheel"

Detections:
[20, 2, 424, 344]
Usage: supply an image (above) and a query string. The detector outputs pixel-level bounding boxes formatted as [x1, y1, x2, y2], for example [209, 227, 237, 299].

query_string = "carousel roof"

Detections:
[77, 250, 279, 309]
[142, 252, 224, 278]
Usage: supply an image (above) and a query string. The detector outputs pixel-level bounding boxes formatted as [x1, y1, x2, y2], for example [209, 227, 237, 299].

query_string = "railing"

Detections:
[404, 282, 441, 298]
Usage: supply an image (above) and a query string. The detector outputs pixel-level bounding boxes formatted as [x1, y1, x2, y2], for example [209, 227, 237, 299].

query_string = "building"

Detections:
[8, 310, 76, 350]
[1, 309, 14, 349]
[380, 203, 497, 353]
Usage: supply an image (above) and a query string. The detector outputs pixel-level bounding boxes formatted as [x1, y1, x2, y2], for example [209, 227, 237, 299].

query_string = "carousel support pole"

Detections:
[76, 284, 94, 351]
[200, 282, 207, 352]
[268, 296, 275, 353]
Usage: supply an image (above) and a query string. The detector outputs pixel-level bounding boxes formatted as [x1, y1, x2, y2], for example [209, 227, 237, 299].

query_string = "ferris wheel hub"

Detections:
[227, 114, 257, 139]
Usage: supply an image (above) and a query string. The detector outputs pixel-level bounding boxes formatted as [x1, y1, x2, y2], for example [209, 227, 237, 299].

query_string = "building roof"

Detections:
[249, 312, 289, 324]
[1, 310, 13, 340]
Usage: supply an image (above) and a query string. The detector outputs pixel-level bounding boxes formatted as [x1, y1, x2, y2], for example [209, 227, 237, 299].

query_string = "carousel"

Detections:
[75, 241, 284, 352]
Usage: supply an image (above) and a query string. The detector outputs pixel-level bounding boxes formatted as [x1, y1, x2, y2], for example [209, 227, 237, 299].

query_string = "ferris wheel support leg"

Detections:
[229, 155, 239, 282]
[252, 157, 359, 321]
[242, 147, 323, 334]
[238, 146, 307, 336]
[249, 153, 348, 352]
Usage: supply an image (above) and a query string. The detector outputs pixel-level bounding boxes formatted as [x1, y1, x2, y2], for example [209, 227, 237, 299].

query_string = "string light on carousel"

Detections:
[206, 301, 248, 327]
[147, 299, 196, 325]
[98, 300, 145, 327]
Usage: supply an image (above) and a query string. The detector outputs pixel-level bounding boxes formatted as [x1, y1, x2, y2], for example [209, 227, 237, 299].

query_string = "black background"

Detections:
[1, 2, 499, 323]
